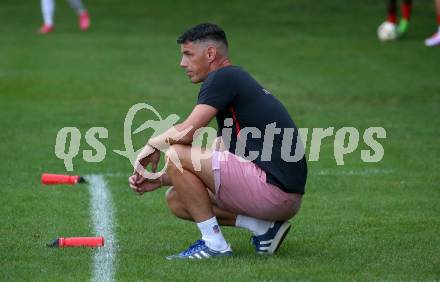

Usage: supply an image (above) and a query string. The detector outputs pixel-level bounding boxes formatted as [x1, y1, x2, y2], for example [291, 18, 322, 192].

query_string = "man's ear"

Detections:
[206, 46, 217, 63]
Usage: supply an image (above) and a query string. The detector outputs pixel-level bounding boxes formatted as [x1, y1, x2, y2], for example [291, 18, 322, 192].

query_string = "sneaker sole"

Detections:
[166, 251, 232, 260]
[267, 222, 291, 254]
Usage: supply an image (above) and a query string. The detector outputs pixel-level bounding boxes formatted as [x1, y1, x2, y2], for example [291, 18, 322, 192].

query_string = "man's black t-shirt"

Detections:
[197, 66, 307, 194]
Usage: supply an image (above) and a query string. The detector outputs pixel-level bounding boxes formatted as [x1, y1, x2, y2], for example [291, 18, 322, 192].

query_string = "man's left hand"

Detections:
[128, 174, 162, 195]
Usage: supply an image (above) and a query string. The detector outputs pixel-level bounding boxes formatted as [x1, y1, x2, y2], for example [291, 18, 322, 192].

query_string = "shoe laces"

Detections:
[182, 240, 205, 256]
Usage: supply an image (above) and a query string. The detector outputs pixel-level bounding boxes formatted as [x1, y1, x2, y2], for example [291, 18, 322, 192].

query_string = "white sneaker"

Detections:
[424, 32, 440, 47]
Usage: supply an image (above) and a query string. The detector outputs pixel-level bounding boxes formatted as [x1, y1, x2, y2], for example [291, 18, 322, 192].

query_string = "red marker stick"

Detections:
[47, 236, 104, 248]
[41, 173, 85, 185]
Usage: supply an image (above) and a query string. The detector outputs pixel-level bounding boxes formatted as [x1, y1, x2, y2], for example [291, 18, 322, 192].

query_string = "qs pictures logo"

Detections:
[54, 103, 387, 172]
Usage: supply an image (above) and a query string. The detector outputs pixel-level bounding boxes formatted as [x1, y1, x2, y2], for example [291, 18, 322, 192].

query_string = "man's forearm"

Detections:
[148, 123, 195, 150]
[148, 104, 218, 150]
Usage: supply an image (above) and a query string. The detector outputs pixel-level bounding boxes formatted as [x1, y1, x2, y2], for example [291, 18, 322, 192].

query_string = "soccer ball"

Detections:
[377, 21, 397, 42]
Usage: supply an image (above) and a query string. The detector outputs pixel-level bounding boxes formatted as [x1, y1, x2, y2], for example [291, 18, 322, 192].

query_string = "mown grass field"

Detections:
[1, 0, 439, 280]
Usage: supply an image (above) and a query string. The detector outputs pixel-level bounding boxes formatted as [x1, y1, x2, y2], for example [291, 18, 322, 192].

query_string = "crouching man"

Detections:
[129, 23, 307, 260]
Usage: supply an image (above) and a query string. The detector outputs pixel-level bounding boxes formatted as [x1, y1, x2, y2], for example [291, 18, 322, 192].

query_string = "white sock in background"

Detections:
[236, 214, 273, 236]
[196, 217, 229, 251]
[41, 0, 55, 26]
[67, 0, 86, 14]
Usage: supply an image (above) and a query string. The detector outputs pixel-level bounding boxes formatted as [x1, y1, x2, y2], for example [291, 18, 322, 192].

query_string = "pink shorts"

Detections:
[212, 151, 302, 221]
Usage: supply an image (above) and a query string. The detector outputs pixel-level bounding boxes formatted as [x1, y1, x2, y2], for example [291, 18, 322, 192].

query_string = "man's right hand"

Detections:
[133, 144, 161, 182]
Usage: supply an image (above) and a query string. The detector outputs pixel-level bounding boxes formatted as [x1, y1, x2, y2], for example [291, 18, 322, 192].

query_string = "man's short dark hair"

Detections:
[177, 23, 228, 48]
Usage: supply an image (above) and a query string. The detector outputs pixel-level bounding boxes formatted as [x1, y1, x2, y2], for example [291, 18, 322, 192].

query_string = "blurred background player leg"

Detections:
[398, 0, 412, 36]
[67, 0, 90, 31]
[381, 0, 412, 39]
[377, 0, 399, 41]
[387, 0, 398, 25]
[425, 0, 440, 46]
[39, 0, 55, 34]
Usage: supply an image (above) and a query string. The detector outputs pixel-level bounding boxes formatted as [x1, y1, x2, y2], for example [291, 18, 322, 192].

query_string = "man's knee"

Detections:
[165, 144, 190, 176]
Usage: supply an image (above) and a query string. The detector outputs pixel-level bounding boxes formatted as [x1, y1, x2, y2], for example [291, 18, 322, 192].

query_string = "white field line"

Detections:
[86, 175, 117, 282]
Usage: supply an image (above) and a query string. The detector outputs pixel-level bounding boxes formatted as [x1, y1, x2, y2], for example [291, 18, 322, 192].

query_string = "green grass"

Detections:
[1, 0, 439, 280]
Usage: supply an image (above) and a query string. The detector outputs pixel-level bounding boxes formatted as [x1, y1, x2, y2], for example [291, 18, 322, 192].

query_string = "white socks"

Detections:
[197, 217, 229, 251]
[41, 0, 55, 26]
[41, 0, 86, 26]
[67, 0, 86, 14]
[196, 216, 275, 250]
[236, 214, 273, 236]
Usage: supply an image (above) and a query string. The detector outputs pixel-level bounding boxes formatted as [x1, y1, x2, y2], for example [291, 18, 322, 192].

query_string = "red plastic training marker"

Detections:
[47, 236, 104, 248]
[41, 173, 85, 185]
